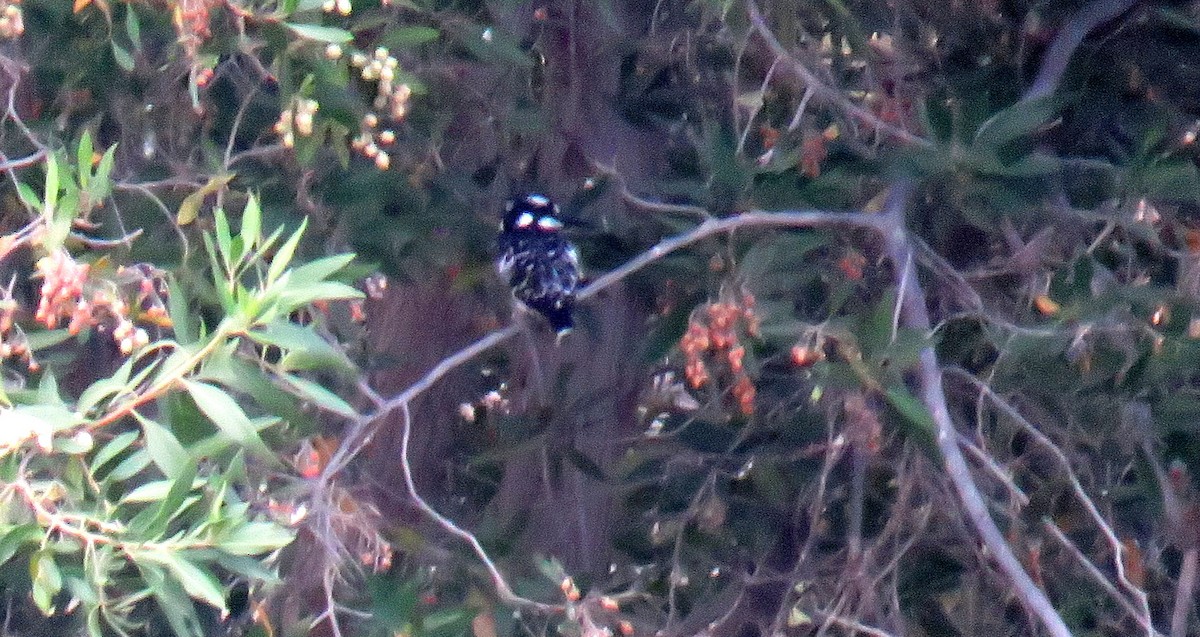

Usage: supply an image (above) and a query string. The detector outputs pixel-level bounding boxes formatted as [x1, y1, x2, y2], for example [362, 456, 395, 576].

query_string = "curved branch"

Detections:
[1025, 0, 1141, 102]
[878, 182, 1073, 637]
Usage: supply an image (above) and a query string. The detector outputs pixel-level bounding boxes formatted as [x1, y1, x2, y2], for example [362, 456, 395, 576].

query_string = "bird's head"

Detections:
[502, 193, 564, 235]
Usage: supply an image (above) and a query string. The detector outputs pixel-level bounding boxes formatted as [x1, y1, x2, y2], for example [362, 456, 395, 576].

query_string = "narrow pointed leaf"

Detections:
[182, 380, 277, 461]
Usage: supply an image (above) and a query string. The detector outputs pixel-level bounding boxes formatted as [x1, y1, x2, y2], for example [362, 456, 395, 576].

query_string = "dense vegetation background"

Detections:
[5, 0, 1200, 635]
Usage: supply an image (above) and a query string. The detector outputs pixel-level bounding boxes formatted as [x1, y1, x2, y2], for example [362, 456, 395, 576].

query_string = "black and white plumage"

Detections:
[497, 194, 581, 335]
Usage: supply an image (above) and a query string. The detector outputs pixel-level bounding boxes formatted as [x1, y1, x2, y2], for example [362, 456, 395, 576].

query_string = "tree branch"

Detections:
[878, 182, 1073, 637]
[744, 0, 930, 148]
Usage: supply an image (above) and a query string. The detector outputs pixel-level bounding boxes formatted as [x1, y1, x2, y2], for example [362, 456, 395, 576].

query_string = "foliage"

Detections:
[2, 0, 1200, 636]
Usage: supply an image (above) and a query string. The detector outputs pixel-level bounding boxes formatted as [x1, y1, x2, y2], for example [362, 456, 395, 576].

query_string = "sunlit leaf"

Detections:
[90, 430, 140, 475]
[76, 131, 93, 189]
[31, 550, 62, 615]
[218, 521, 296, 555]
[266, 218, 308, 285]
[133, 413, 191, 479]
[285, 23, 354, 43]
[182, 380, 277, 461]
[281, 374, 356, 417]
[177, 174, 234, 226]
[287, 252, 355, 285]
[139, 550, 226, 611]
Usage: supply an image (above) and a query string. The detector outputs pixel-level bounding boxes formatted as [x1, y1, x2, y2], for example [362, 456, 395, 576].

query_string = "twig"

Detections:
[956, 431, 1030, 507]
[1172, 548, 1197, 637]
[947, 366, 1155, 631]
[320, 207, 888, 484]
[591, 160, 712, 220]
[1024, 0, 1140, 102]
[398, 403, 563, 614]
[878, 182, 1073, 637]
[744, 0, 929, 148]
[0, 149, 47, 171]
[1043, 521, 1161, 636]
[810, 610, 895, 637]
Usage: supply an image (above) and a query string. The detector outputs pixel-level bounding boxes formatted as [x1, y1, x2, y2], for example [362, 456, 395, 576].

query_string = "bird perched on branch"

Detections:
[496, 193, 581, 336]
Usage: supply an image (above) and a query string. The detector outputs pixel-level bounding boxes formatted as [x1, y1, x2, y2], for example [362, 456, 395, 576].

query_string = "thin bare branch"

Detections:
[744, 0, 929, 148]
[1025, 0, 1140, 101]
[948, 366, 1155, 629]
[1043, 521, 1161, 637]
[1172, 548, 1197, 637]
[398, 402, 564, 614]
[878, 182, 1072, 637]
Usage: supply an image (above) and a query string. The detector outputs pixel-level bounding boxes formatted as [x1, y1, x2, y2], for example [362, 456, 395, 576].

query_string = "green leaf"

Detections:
[125, 4, 142, 51]
[182, 380, 277, 461]
[90, 144, 117, 201]
[111, 42, 135, 71]
[31, 550, 63, 615]
[241, 195, 262, 249]
[108, 448, 151, 481]
[424, 608, 473, 637]
[281, 374, 356, 417]
[134, 413, 191, 479]
[266, 218, 308, 285]
[207, 550, 278, 581]
[565, 447, 608, 482]
[76, 131, 93, 189]
[140, 562, 205, 637]
[276, 281, 363, 311]
[177, 174, 234, 226]
[16, 181, 40, 210]
[884, 386, 939, 459]
[287, 252, 355, 285]
[139, 550, 226, 611]
[381, 26, 440, 48]
[24, 329, 72, 352]
[130, 461, 198, 540]
[77, 358, 134, 415]
[1139, 160, 1200, 201]
[285, 23, 354, 43]
[90, 430, 140, 475]
[972, 94, 1061, 151]
[218, 521, 295, 555]
[167, 275, 196, 345]
[42, 153, 59, 223]
[121, 477, 201, 503]
[248, 321, 352, 372]
[0, 524, 42, 566]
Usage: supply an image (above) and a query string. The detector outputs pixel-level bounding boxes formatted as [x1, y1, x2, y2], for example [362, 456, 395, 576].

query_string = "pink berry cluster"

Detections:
[33, 250, 161, 357]
[679, 290, 761, 415]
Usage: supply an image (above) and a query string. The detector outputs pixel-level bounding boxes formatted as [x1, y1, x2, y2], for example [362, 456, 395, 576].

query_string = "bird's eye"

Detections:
[515, 212, 535, 228]
[536, 215, 563, 231]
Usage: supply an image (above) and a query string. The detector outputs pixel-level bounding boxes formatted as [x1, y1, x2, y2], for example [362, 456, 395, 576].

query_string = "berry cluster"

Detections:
[274, 98, 320, 149]
[679, 291, 760, 415]
[350, 47, 414, 120]
[31, 250, 160, 358]
[0, 1, 23, 39]
[350, 112, 396, 171]
[172, 0, 213, 64]
[333, 46, 414, 171]
[320, 0, 351, 15]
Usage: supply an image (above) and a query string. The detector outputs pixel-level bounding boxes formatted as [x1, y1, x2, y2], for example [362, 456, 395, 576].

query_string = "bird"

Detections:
[496, 193, 581, 336]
